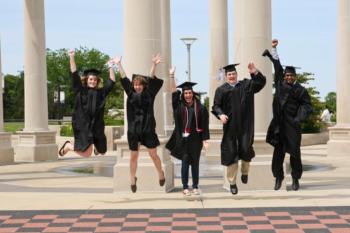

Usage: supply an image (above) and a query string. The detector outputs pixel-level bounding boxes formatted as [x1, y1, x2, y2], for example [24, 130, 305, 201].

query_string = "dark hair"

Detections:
[180, 89, 200, 102]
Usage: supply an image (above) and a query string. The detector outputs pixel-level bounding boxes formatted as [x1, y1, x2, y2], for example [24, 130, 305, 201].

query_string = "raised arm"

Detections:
[69, 49, 77, 73]
[247, 62, 266, 93]
[113, 55, 126, 79]
[150, 53, 162, 78]
[262, 39, 284, 81]
[107, 59, 116, 82]
[169, 66, 177, 93]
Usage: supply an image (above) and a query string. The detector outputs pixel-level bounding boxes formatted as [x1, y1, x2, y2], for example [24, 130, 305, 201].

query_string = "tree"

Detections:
[324, 92, 336, 121]
[3, 73, 24, 120]
[297, 72, 323, 133]
[46, 47, 124, 121]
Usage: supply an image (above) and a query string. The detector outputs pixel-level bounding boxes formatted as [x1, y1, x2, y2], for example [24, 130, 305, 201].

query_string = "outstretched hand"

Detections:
[113, 55, 122, 65]
[248, 62, 257, 74]
[272, 39, 278, 48]
[169, 66, 176, 76]
[68, 49, 75, 57]
[152, 53, 162, 65]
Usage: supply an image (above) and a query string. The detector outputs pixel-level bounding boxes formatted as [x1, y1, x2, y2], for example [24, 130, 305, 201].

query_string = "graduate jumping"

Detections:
[263, 39, 312, 191]
[212, 63, 266, 195]
[165, 67, 210, 196]
[58, 50, 116, 157]
[114, 54, 166, 193]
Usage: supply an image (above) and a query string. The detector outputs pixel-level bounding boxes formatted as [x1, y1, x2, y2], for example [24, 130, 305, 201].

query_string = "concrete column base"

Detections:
[327, 125, 350, 157]
[0, 132, 14, 164]
[113, 137, 174, 193]
[15, 131, 57, 162]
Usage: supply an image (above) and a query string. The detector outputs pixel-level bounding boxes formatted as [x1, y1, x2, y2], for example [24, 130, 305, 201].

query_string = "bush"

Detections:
[60, 124, 73, 137]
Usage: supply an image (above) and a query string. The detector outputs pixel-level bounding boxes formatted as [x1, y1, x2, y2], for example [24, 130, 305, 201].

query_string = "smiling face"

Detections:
[183, 89, 194, 105]
[226, 71, 238, 85]
[133, 80, 145, 93]
[87, 75, 99, 88]
[284, 73, 296, 84]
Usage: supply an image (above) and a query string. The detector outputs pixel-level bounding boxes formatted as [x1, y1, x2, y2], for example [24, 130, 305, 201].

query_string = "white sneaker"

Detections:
[192, 188, 200, 195]
[183, 189, 191, 196]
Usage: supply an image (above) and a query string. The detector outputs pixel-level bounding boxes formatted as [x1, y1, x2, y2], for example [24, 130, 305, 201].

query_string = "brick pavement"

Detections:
[0, 206, 349, 233]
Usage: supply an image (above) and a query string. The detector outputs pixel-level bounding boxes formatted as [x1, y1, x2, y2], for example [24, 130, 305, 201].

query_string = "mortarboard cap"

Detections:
[283, 65, 300, 75]
[223, 63, 240, 73]
[82, 68, 101, 77]
[177, 81, 197, 91]
[132, 74, 150, 81]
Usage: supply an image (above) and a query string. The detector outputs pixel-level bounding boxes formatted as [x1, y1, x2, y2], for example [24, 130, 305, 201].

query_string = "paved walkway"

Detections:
[0, 207, 349, 233]
[1, 141, 350, 232]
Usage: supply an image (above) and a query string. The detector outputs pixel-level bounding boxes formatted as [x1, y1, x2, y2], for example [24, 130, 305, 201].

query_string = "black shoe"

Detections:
[230, 184, 238, 195]
[262, 49, 272, 57]
[131, 177, 137, 193]
[58, 141, 70, 157]
[292, 178, 300, 191]
[241, 175, 248, 184]
[274, 177, 284, 190]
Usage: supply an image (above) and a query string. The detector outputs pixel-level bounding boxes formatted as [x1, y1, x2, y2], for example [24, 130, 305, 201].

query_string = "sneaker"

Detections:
[192, 188, 200, 195]
[183, 189, 191, 196]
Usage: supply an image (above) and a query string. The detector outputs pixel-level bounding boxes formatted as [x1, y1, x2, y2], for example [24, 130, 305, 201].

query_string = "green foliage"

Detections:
[60, 124, 73, 137]
[4, 122, 24, 133]
[104, 115, 124, 126]
[3, 73, 24, 120]
[204, 96, 209, 109]
[297, 72, 323, 133]
[324, 92, 336, 122]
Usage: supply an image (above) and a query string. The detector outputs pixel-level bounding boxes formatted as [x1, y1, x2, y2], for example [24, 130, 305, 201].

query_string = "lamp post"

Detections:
[180, 37, 197, 82]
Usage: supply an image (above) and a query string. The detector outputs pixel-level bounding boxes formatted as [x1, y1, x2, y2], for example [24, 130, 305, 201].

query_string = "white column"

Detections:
[233, 0, 272, 135]
[114, 0, 174, 192]
[209, 0, 228, 127]
[160, 0, 173, 136]
[15, 0, 57, 162]
[0, 39, 14, 163]
[232, 0, 273, 154]
[206, 0, 229, 160]
[327, 0, 350, 157]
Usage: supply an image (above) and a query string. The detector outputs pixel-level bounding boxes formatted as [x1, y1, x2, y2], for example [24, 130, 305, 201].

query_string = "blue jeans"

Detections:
[181, 159, 199, 189]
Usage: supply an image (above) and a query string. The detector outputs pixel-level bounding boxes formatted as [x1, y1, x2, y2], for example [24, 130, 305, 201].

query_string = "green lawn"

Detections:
[4, 122, 24, 133]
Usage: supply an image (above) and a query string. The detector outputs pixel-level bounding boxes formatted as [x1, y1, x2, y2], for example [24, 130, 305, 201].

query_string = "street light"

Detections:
[180, 37, 197, 82]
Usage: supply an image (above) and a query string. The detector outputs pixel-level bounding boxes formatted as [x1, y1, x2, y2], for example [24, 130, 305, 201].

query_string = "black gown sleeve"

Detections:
[120, 77, 133, 96]
[211, 86, 225, 119]
[249, 71, 266, 93]
[171, 90, 181, 111]
[101, 78, 115, 98]
[295, 88, 313, 123]
[148, 76, 164, 97]
[201, 106, 210, 141]
[71, 71, 82, 95]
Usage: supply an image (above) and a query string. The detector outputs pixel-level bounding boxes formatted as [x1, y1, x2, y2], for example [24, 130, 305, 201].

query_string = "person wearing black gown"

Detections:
[212, 63, 266, 195]
[58, 50, 116, 157]
[114, 54, 166, 193]
[165, 67, 209, 196]
[263, 39, 312, 191]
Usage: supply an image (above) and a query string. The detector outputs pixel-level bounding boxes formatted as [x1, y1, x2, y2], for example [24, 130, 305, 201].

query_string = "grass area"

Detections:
[4, 122, 24, 133]
[72, 167, 94, 174]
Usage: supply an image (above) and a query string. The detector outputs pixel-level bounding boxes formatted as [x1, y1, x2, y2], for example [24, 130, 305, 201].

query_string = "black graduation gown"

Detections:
[121, 76, 163, 137]
[265, 57, 312, 158]
[166, 90, 210, 164]
[212, 72, 266, 165]
[71, 71, 115, 152]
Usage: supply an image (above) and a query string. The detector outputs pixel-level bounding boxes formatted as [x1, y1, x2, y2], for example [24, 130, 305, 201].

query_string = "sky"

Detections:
[0, 0, 337, 100]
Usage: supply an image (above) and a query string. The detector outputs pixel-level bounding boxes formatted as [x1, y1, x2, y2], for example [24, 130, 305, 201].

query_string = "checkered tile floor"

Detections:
[0, 207, 349, 233]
